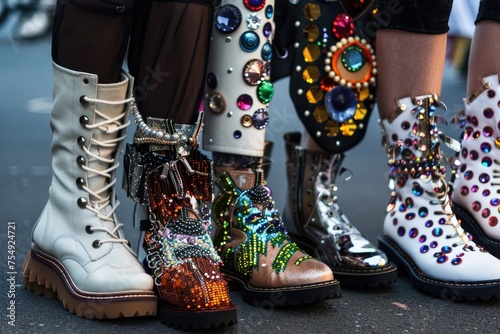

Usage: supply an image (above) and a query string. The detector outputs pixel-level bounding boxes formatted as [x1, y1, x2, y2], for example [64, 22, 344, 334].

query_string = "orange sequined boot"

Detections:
[123, 108, 236, 329]
[212, 154, 341, 306]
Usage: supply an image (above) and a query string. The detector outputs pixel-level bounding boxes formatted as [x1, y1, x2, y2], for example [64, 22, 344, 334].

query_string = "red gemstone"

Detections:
[332, 14, 354, 39]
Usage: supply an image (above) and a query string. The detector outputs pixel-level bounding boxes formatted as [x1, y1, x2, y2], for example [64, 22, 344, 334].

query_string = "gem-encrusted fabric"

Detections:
[276, 0, 377, 153]
[452, 75, 500, 253]
[213, 171, 313, 279]
[379, 95, 500, 287]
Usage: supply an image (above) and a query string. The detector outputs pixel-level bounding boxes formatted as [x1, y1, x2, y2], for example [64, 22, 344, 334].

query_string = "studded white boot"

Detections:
[378, 94, 500, 301]
[22, 63, 156, 319]
[452, 75, 500, 258]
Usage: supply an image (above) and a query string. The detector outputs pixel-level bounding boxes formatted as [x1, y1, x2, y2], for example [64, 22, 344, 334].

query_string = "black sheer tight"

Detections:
[51, 0, 132, 84]
[128, 1, 213, 124]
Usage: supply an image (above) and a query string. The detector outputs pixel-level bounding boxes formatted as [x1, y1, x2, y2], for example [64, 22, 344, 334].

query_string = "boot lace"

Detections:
[80, 95, 133, 245]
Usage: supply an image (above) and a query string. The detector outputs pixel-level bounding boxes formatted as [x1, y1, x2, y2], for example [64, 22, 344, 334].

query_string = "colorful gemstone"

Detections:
[451, 258, 462, 265]
[481, 142, 492, 153]
[482, 208, 491, 218]
[409, 228, 418, 238]
[303, 43, 321, 62]
[437, 255, 448, 264]
[332, 13, 354, 39]
[303, 24, 320, 42]
[471, 185, 479, 192]
[257, 80, 274, 103]
[479, 173, 490, 183]
[484, 107, 494, 118]
[207, 92, 226, 114]
[252, 108, 269, 129]
[303, 65, 320, 84]
[405, 213, 416, 220]
[240, 31, 260, 52]
[420, 245, 429, 253]
[432, 228, 443, 237]
[240, 115, 253, 127]
[320, 77, 335, 91]
[487, 89, 496, 98]
[460, 186, 469, 196]
[306, 86, 324, 104]
[243, 59, 268, 85]
[215, 5, 242, 33]
[265, 5, 273, 19]
[263, 22, 272, 38]
[412, 183, 423, 196]
[484, 126, 494, 137]
[397, 226, 405, 236]
[489, 217, 498, 226]
[303, 2, 321, 21]
[237, 94, 253, 110]
[234, 130, 242, 139]
[341, 45, 365, 72]
[244, 0, 266, 11]
[324, 85, 357, 123]
[418, 207, 428, 218]
[469, 150, 478, 160]
[482, 157, 492, 167]
[430, 241, 438, 248]
[472, 201, 481, 211]
[419, 235, 427, 243]
[261, 42, 272, 61]
[491, 198, 499, 206]
[464, 170, 473, 180]
[425, 220, 433, 228]
[441, 246, 452, 253]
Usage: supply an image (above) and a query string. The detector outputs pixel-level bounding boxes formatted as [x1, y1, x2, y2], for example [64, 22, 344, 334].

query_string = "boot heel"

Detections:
[22, 251, 57, 299]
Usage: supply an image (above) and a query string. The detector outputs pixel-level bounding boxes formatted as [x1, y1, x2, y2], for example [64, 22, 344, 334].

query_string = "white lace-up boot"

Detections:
[23, 63, 156, 319]
[378, 94, 500, 301]
[452, 75, 500, 258]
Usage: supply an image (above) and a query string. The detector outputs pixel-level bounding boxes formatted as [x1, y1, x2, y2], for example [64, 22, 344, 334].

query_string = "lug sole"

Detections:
[222, 269, 341, 306]
[378, 235, 500, 301]
[452, 202, 500, 258]
[23, 246, 157, 319]
[157, 299, 237, 329]
[289, 233, 398, 288]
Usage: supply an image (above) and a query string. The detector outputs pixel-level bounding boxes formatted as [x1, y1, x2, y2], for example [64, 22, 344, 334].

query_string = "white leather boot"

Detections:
[22, 63, 156, 319]
[452, 75, 500, 257]
[378, 94, 500, 301]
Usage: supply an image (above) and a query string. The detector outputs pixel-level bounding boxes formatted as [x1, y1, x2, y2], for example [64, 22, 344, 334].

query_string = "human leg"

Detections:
[377, 0, 500, 300]
[123, 0, 236, 328]
[22, 0, 157, 318]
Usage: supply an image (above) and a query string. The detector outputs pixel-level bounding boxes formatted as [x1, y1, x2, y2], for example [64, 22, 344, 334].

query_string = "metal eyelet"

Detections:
[85, 225, 93, 234]
[79, 115, 89, 126]
[79, 95, 89, 106]
[92, 240, 101, 248]
[77, 197, 87, 208]
[77, 136, 86, 147]
[76, 156, 85, 166]
[76, 177, 85, 189]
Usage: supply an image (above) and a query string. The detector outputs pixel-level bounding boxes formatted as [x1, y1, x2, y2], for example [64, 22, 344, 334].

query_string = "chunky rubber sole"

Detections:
[290, 233, 398, 288]
[453, 203, 500, 258]
[223, 269, 341, 307]
[157, 299, 237, 329]
[23, 246, 157, 319]
[378, 235, 500, 301]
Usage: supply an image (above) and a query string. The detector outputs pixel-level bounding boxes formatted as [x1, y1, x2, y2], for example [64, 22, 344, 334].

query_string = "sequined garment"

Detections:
[212, 169, 340, 305]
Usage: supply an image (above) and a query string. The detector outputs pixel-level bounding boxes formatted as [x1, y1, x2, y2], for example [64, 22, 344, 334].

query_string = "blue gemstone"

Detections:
[420, 245, 429, 253]
[491, 198, 499, 206]
[409, 228, 418, 238]
[263, 22, 272, 38]
[419, 207, 428, 217]
[479, 173, 490, 183]
[216, 5, 242, 33]
[430, 241, 438, 248]
[441, 246, 452, 253]
[482, 157, 492, 167]
[397, 226, 405, 236]
[324, 85, 357, 123]
[240, 31, 260, 52]
[405, 213, 416, 220]
[341, 46, 365, 72]
[412, 184, 423, 196]
[234, 130, 242, 139]
[437, 255, 448, 264]
[451, 258, 462, 265]
[432, 228, 443, 237]
[481, 143, 492, 153]
[261, 42, 272, 61]
[425, 220, 433, 228]
[265, 5, 273, 18]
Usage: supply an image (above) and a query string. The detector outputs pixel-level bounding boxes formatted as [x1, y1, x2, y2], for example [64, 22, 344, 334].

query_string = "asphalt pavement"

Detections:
[1, 15, 500, 334]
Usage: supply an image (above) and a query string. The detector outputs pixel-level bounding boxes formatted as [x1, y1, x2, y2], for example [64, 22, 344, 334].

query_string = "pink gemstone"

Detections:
[332, 14, 354, 39]
[482, 208, 490, 218]
[237, 94, 253, 110]
[489, 217, 498, 226]
[472, 201, 481, 212]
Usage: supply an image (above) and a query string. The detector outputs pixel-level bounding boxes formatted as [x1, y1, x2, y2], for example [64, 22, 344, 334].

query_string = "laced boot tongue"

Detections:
[87, 76, 129, 210]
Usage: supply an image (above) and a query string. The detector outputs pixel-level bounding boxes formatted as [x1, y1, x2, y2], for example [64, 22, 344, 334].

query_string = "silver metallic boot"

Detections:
[284, 132, 397, 288]
[23, 63, 156, 319]
[452, 75, 500, 257]
[379, 94, 500, 301]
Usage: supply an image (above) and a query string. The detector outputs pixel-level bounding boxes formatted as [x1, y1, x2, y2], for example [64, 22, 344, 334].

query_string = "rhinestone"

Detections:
[471, 185, 479, 192]
[320, 76, 335, 91]
[265, 5, 273, 19]
[419, 235, 427, 243]
[405, 213, 415, 220]
[240, 31, 260, 52]
[397, 226, 405, 236]
[324, 85, 357, 123]
[487, 89, 496, 98]
[495, 138, 500, 148]
[306, 86, 324, 104]
[257, 80, 274, 103]
[341, 45, 365, 72]
[451, 258, 462, 265]
[332, 13, 354, 39]
[464, 170, 473, 180]
[412, 183, 423, 196]
[237, 94, 253, 110]
[491, 198, 499, 206]
[425, 220, 433, 228]
[244, 0, 266, 11]
[207, 92, 226, 114]
[234, 130, 242, 139]
[432, 228, 443, 237]
[418, 207, 428, 217]
[261, 42, 272, 61]
[489, 217, 498, 226]
[303, 24, 319, 42]
[484, 126, 494, 137]
[303, 65, 320, 83]
[392, 218, 398, 225]
[479, 173, 490, 183]
[303, 2, 321, 21]
[243, 59, 268, 85]
[263, 22, 272, 37]
[252, 108, 269, 129]
[215, 5, 242, 33]
[437, 255, 448, 264]
[472, 201, 481, 211]
[469, 150, 478, 160]
[420, 245, 429, 253]
[430, 241, 438, 248]
[441, 246, 452, 253]
[303, 43, 321, 62]
[480, 142, 492, 153]
[409, 228, 418, 238]
[438, 218, 446, 225]
[482, 208, 491, 218]
[460, 186, 469, 196]
[399, 204, 406, 212]
[401, 121, 410, 130]
[313, 106, 329, 123]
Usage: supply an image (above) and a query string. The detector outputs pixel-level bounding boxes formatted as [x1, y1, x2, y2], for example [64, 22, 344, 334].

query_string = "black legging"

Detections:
[378, 0, 500, 34]
[51, 0, 213, 124]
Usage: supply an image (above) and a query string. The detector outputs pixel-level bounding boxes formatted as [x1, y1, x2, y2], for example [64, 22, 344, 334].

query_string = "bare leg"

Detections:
[466, 20, 500, 96]
[376, 29, 447, 119]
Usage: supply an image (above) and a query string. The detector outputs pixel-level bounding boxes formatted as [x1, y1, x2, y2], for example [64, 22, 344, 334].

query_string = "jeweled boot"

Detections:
[378, 94, 500, 301]
[123, 109, 237, 329]
[23, 63, 157, 319]
[212, 161, 341, 306]
[452, 74, 500, 257]
[284, 132, 397, 288]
